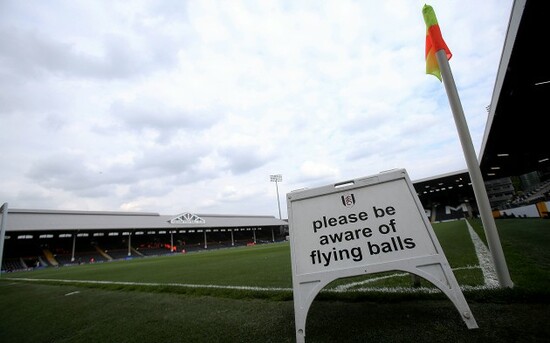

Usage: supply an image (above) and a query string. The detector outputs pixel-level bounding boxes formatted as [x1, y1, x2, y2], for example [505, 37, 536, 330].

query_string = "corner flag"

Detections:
[422, 4, 513, 288]
[423, 4, 452, 81]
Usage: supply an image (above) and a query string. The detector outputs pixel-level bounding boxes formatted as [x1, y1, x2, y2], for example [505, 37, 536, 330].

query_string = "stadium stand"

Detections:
[1, 210, 287, 272]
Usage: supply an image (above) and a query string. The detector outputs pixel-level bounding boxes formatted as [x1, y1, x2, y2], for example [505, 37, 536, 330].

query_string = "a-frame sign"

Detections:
[287, 169, 477, 342]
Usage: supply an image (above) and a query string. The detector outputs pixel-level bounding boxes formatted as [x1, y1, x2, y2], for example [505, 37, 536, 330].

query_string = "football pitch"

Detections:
[1, 219, 549, 342]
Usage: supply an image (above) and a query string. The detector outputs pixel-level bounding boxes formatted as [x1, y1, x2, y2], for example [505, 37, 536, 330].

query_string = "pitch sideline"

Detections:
[5, 220, 498, 294]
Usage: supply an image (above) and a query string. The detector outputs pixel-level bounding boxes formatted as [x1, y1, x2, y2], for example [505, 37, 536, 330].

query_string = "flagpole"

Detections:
[435, 49, 513, 288]
[0, 203, 8, 277]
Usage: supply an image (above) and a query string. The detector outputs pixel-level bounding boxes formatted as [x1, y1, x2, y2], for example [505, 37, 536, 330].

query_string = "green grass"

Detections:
[1, 219, 549, 342]
[14, 243, 293, 287]
[469, 218, 550, 290]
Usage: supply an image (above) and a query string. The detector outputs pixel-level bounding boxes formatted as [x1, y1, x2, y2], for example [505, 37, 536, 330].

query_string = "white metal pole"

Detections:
[436, 49, 513, 288]
[270, 174, 283, 220]
[71, 233, 76, 262]
[0, 203, 8, 276]
[128, 232, 132, 257]
[275, 180, 282, 220]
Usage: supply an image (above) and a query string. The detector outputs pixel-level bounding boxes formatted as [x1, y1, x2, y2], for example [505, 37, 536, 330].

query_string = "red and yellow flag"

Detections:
[423, 4, 452, 81]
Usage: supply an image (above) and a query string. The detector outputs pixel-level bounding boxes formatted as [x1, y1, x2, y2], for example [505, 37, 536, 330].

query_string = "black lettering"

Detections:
[329, 232, 344, 243]
[379, 224, 390, 234]
[313, 220, 323, 233]
[312, 210, 370, 232]
[338, 247, 349, 260]
[310, 250, 320, 264]
[338, 215, 348, 225]
[395, 236, 404, 250]
[381, 241, 392, 253]
[351, 247, 362, 262]
[321, 250, 332, 266]
[367, 241, 380, 255]
[373, 206, 385, 218]
[362, 227, 372, 238]
[388, 218, 397, 232]
[404, 237, 416, 249]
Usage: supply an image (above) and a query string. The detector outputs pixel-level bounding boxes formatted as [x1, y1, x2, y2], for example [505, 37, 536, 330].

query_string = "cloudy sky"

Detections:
[0, 0, 514, 218]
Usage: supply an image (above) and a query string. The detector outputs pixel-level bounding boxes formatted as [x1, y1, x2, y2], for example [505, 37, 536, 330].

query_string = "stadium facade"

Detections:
[0, 208, 287, 272]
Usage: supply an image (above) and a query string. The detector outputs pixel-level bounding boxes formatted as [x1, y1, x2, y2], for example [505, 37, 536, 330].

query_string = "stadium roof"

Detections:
[479, 0, 550, 181]
[4, 208, 287, 232]
[413, 169, 473, 207]
[413, 0, 548, 200]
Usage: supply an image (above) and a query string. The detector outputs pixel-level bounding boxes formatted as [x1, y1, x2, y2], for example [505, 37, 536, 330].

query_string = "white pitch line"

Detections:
[6, 270, 493, 295]
[465, 220, 499, 288]
[335, 272, 410, 291]
[327, 283, 495, 294]
[4, 277, 293, 292]
[334, 265, 481, 292]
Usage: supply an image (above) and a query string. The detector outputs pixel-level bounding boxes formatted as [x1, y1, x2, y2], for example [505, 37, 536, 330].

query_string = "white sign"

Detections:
[287, 169, 477, 342]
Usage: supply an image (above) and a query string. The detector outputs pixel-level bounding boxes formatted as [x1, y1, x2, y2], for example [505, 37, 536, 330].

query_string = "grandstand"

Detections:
[413, 169, 550, 222]
[0, 209, 287, 272]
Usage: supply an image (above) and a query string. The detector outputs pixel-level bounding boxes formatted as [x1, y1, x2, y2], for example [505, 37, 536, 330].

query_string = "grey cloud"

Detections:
[26, 153, 134, 197]
[24, 150, 212, 201]
[148, 1, 190, 21]
[40, 112, 69, 131]
[26, 165, 114, 199]
[110, 99, 220, 142]
[220, 146, 270, 175]
[345, 137, 411, 162]
[123, 181, 175, 201]
[133, 145, 209, 177]
[10, 189, 64, 210]
[0, 26, 175, 80]
[0, 71, 67, 114]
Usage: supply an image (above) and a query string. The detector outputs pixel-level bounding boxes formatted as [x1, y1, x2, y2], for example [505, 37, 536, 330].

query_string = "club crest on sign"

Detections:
[341, 193, 356, 208]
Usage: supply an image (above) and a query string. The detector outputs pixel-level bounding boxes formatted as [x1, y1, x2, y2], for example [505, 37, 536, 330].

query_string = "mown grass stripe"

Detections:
[5, 277, 293, 292]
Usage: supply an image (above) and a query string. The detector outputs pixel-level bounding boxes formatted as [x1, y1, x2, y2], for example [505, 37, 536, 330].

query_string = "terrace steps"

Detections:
[42, 249, 59, 266]
[95, 246, 113, 261]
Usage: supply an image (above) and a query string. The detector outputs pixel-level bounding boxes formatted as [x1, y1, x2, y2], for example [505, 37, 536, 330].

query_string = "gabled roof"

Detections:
[2, 209, 287, 232]
[169, 213, 206, 224]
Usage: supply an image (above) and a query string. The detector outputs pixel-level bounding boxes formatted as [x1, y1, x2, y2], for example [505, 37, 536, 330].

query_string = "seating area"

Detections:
[1, 258, 27, 272]
[1, 228, 283, 272]
[500, 179, 550, 210]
